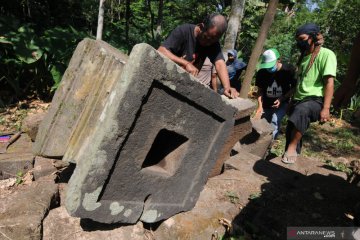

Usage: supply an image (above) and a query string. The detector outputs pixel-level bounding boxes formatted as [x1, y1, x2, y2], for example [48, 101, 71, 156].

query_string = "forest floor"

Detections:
[1, 100, 360, 239]
[233, 116, 360, 239]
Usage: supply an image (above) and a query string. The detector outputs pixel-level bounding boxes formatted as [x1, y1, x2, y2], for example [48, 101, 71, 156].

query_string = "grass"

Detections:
[226, 191, 240, 204]
[303, 122, 359, 158]
[270, 119, 360, 162]
[15, 171, 24, 185]
[322, 159, 352, 175]
[249, 192, 262, 200]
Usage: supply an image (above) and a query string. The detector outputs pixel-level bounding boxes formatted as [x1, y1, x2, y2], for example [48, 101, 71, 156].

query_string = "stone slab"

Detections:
[32, 156, 59, 180]
[0, 134, 34, 179]
[43, 206, 146, 240]
[22, 111, 46, 142]
[209, 98, 255, 178]
[0, 176, 58, 240]
[65, 43, 239, 224]
[224, 151, 262, 171]
[33, 38, 128, 158]
[237, 118, 274, 159]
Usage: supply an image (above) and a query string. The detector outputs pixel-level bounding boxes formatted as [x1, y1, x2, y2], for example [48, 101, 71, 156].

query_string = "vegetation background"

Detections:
[0, 0, 359, 111]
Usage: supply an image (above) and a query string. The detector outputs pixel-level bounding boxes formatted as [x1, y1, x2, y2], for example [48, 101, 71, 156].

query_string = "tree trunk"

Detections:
[125, 0, 130, 43]
[96, 0, 106, 40]
[239, 0, 279, 98]
[223, 0, 246, 52]
[147, 0, 155, 41]
[344, 32, 360, 92]
[118, 0, 121, 21]
[110, 0, 113, 22]
[155, 0, 164, 39]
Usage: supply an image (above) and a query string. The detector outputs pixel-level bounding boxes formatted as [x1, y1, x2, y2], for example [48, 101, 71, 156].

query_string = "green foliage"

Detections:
[301, 122, 360, 159]
[270, 139, 286, 157]
[15, 171, 24, 185]
[225, 191, 240, 204]
[323, 159, 352, 175]
[349, 94, 360, 112]
[1, 0, 358, 103]
[0, 15, 88, 103]
[237, 0, 267, 60]
[326, 0, 360, 81]
[266, 0, 360, 84]
[249, 192, 262, 200]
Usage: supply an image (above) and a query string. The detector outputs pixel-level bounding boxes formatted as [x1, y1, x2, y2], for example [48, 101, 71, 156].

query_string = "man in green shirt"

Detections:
[282, 23, 337, 164]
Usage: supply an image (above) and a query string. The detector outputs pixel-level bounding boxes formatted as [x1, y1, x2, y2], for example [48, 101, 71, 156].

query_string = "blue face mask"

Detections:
[266, 65, 277, 73]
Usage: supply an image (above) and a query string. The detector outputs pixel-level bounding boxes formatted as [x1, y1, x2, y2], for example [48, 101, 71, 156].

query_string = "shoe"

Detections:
[281, 151, 298, 164]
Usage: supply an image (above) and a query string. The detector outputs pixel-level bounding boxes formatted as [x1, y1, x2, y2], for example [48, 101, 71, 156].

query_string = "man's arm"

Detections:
[254, 88, 263, 119]
[320, 75, 334, 122]
[211, 72, 218, 92]
[214, 59, 238, 98]
[158, 46, 199, 76]
[272, 87, 296, 108]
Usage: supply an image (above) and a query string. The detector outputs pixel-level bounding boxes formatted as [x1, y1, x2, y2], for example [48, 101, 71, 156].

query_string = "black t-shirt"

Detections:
[255, 63, 296, 108]
[161, 24, 224, 70]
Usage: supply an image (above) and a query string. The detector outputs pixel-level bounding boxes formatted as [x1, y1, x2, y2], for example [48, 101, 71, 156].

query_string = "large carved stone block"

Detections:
[65, 43, 239, 224]
[33, 38, 128, 158]
[235, 118, 274, 159]
[209, 98, 255, 178]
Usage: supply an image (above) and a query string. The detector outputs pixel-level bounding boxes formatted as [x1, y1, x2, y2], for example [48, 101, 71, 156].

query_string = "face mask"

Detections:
[266, 64, 277, 73]
[297, 39, 310, 52]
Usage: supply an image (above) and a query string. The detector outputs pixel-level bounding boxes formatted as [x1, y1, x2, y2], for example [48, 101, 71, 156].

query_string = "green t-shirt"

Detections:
[294, 47, 337, 100]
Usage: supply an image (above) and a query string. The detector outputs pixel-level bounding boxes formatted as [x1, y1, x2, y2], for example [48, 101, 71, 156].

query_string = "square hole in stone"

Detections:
[141, 129, 189, 177]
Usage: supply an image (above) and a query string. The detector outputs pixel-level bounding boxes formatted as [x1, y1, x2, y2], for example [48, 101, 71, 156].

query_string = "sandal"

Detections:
[281, 151, 298, 164]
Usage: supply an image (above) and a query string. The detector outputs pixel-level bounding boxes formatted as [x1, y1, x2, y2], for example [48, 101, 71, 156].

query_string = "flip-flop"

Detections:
[281, 151, 298, 164]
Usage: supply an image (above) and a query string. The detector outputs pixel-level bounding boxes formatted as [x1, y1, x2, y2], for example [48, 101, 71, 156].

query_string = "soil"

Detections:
[1, 100, 360, 239]
[233, 116, 360, 239]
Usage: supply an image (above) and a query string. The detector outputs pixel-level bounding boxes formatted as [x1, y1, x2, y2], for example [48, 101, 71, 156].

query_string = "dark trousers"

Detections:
[285, 98, 323, 154]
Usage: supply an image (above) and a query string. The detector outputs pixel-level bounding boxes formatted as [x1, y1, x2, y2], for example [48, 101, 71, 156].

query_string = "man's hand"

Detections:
[184, 61, 199, 76]
[272, 99, 281, 108]
[223, 87, 239, 99]
[320, 108, 330, 123]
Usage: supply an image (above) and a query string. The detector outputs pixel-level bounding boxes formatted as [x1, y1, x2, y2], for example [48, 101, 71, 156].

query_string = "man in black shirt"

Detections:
[158, 13, 238, 98]
[255, 48, 296, 139]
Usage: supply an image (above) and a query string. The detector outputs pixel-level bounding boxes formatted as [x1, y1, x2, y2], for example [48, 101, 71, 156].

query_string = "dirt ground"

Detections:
[231, 156, 360, 239]
[1, 100, 360, 239]
[230, 116, 360, 239]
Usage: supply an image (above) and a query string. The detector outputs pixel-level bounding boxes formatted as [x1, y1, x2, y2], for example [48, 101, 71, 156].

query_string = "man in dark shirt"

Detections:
[255, 48, 296, 139]
[157, 13, 238, 98]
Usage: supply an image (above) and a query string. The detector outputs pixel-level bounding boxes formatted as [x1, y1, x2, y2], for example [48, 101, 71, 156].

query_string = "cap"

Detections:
[296, 23, 320, 37]
[259, 48, 280, 69]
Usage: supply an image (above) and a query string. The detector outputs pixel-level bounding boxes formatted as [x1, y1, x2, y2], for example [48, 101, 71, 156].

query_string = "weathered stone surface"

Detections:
[65, 43, 239, 224]
[209, 98, 255, 178]
[43, 206, 146, 240]
[33, 38, 128, 158]
[153, 170, 242, 240]
[32, 156, 59, 180]
[236, 118, 274, 159]
[0, 134, 34, 179]
[45, 170, 250, 240]
[47, 152, 354, 239]
[224, 151, 262, 171]
[22, 111, 46, 142]
[0, 176, 58, 240]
